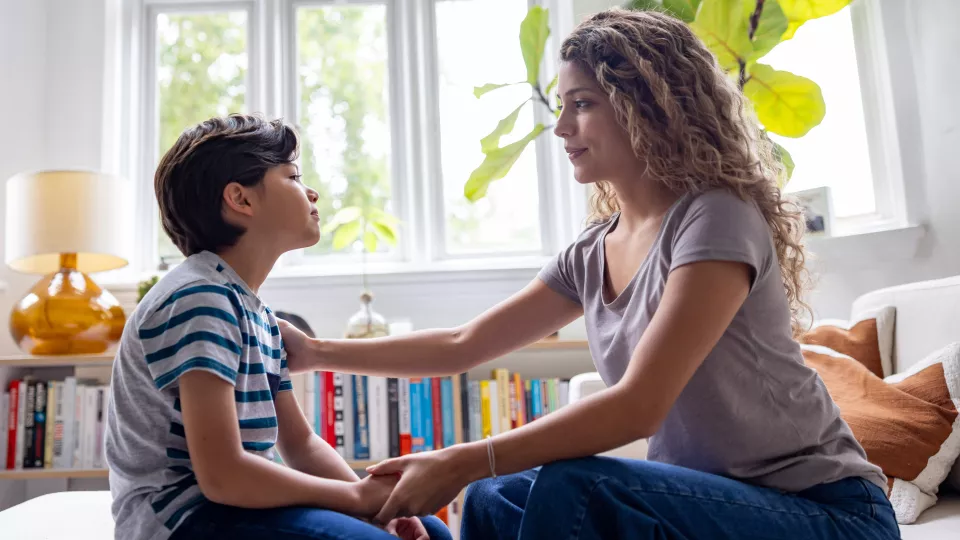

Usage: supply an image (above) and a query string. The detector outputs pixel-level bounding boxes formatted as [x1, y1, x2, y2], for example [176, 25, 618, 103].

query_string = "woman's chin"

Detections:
[572, 168, 596, 185]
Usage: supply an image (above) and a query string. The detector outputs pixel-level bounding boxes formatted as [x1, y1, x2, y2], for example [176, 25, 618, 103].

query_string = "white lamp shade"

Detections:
[5, 170, 134, 274]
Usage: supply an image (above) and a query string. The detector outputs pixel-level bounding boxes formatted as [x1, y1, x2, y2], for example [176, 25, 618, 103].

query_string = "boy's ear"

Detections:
[222, 182, 256, 217]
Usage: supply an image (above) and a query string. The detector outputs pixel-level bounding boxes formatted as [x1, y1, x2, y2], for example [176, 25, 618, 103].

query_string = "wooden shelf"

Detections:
[0, 354, 114, 368]
[0, 461, 379, 480]
[524, 339, 588, 351]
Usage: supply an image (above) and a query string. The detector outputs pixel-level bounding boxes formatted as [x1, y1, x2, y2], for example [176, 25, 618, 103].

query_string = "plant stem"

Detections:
[534, 84, 555, 113]
[740, 0, 765, 90]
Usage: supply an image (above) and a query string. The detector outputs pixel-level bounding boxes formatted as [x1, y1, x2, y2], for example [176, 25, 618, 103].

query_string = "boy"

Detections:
[105, 114, 449, 540]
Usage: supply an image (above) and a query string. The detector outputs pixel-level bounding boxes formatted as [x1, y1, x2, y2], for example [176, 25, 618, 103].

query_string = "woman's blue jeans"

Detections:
[461, 456, 900, 540]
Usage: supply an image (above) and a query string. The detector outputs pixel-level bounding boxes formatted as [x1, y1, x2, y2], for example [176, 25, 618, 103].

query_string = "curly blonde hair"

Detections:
[561, 8, 812, 335]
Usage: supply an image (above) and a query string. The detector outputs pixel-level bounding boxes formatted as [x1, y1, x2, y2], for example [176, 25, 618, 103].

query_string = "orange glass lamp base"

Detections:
[9, 254, 126, 356]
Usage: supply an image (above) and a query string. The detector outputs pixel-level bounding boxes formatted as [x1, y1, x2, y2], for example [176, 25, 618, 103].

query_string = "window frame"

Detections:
[126, 0, 578, 278]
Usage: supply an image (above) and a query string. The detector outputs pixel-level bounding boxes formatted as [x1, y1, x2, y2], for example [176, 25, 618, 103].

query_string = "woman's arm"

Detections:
[282, 279, 583, 377]
[368, 260, 753, 520]
[274, 390, 359, 482]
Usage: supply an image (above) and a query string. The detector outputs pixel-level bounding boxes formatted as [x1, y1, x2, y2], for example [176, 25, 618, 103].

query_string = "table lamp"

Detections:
[5, 170, 133, 355]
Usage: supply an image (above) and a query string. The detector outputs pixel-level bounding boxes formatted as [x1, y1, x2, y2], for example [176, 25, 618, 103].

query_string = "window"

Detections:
[136, 0, 569, 272]
[764, 4, 896, 232]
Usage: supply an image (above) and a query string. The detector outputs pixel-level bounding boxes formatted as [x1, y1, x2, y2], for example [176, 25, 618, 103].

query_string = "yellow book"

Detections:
[452, 375, 463, 444]
[492, 368, 511, 433]
[44, 382, 57, 469]
[480, 381, 492, 439]
[513, 373, 525, 428]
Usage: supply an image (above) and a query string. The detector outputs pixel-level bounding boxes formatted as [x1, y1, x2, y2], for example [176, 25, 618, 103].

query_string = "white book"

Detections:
[303, 371, 316, 430]
[468, 382, 481, 443]
[488, 381, 500, 436]
[94, 386, 108, 469]
[367, 376, 389, 461]
[332, 373, 346, 457]
[398, 379, 411, 452]
[342, 374, 354, 461]
[83, 385, 100, 469]
[59, 377, 77, 469]
[73, 383, 85, 469]
[559, 381, 569, 408]
[0, 392, 8, 468]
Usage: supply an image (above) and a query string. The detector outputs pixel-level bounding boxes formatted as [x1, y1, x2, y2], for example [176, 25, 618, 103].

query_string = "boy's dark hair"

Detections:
[155, 113, 300, 257]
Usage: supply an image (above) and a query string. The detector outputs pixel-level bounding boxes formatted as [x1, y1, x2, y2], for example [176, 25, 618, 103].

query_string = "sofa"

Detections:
[569, 275, 960, 539]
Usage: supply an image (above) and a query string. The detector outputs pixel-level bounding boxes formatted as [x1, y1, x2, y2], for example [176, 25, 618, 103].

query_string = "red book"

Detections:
[6, 381, 19, 469]
[432, 378, 443, 449]
[323, 372, 336, 444]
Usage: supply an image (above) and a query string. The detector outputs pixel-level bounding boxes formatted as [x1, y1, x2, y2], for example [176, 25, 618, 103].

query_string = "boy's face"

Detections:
[248, 162, 321, 250]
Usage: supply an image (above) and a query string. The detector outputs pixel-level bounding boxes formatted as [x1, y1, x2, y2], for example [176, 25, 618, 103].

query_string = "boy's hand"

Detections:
[384, 517, 430, 540]
[350, 474, 399, 518]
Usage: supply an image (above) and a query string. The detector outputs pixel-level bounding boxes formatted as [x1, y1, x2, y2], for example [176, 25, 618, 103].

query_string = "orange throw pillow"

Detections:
[800, 306, 895, 378]
[804, 343, 960, 524]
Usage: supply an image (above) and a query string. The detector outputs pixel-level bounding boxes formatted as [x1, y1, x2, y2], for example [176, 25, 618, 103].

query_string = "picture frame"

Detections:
[791, 186, 833, 237]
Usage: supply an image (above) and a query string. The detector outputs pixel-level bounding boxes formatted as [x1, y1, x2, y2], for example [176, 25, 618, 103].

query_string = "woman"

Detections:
[280, 9, 900, 540]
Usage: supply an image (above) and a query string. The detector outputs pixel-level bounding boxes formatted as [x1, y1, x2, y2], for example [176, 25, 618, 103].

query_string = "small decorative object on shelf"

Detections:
[137, 275, 160, 303]
[344, 291, 389, 340]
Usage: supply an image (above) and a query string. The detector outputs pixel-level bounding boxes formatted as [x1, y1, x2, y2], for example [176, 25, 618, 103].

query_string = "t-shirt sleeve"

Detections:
[138, 283, 245, 391]
[538, 239, 583, 305]
[669, 190, 773, 289]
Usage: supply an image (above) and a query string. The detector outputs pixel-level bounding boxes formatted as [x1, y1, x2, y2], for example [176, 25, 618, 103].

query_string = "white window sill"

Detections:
[804, 223, 927, 270]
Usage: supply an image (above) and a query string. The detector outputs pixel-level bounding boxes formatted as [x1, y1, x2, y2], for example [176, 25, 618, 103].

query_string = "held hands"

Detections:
[365, 443, 486, 524]
[350, 475, 429, 540]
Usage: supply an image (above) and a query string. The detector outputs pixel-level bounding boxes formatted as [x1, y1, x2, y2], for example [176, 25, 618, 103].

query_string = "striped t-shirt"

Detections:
[105, 251, 292, 540]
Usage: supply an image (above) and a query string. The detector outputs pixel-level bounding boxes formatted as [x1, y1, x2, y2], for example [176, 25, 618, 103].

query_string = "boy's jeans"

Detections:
[461, 456, 901, 540]
[171, 503, 452, 540]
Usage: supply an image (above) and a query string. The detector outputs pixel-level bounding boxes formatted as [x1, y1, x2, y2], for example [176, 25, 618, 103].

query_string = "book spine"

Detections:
[458, 373, 470, 444]
[398, 378, 411, 455]
[493, 369, 511, 433]
[488, 381, 500, 436]
[304, 371, 316, 434]
[422, 378, 433, 451]
[441, 377, 455, 448]
[72, 384, 84, 469]
[559, 381, 569, 408]
[44, 382, 57, 468]
[333, 373, 346, 457]
[342, 374, 354, 461]
[431, 378, 443, 449]
[95, 386, 107, 469]
[33, 380, 46, 468]
[468, 381, 481, 443]
[513, 373, 525, 428]
[84, 386, 99, 469]
[24, 381, 35, 468]
[479, 381, 491, 439]
[451, 375, 463, 445]
[531, 379, 542, 420]
[6, 382, 19, 469]
[352, 375, 370, 460]
[323, 372, 335, 445]
[0, 392, 8, 469]
[541, 380, 549, 415]
[387, 378, 400, 458]
[60, 377, 77, 469]
[409, 378, 423, 453]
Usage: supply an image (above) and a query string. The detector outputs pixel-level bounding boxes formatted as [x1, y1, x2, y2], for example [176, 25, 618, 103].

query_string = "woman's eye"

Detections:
[574, 100, 589, 109]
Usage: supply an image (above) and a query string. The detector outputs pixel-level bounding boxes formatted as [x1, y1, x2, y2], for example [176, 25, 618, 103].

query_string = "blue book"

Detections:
[422, 378, 434, 451]
[531, 378, 542, 420]
[315, 372, 322, 434]
[441, 377, 455, 448]
[410, 378, 423, 453]
[352, 375, 370, 460]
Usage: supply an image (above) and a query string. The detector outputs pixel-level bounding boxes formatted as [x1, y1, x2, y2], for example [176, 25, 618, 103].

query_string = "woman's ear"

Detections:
[222, 182, 255, 218]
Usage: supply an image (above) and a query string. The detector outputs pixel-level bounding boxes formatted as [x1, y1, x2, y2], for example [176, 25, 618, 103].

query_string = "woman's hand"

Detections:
[367, 443, 487, 524]
[384, 517, 430, 540]
[278, 319, 316, 374]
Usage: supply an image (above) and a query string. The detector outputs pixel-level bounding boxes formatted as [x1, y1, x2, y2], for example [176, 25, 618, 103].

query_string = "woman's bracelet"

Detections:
[486, 437, 497, 478]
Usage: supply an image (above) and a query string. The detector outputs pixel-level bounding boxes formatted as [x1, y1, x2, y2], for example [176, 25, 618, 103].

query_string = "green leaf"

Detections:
[744, 63, 825, 137]
[745, 0, 788, 62]
[480, 101, 527, 154]
[363, 230, 378, 254]
[663, 0, 702, 22]
[372, 221, 398, 246]
[474, 83, 518, 98]
[778, 0, 852, 40]
[691, 0, 754, 73]
[369, 207, 400, 226]
[772, 140, 795, 187]
[464, 124, 547, 202]
[331, 220, 361, 250]
[545, 74, 558, 97]
[321, 206, 362, 234]
[519, 6, 550, 85]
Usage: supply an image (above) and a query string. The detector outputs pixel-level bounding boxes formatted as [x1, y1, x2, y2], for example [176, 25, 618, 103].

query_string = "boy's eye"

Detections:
[290, 174, 302, 182]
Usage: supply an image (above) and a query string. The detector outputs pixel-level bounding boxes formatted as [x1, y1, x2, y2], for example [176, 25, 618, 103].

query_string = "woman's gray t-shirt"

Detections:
[539, 189, 886, 492]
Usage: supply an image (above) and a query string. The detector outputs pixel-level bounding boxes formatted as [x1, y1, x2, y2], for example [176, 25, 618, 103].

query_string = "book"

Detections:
[352, 375, 370, 460]
[398, 378, 412, 455]
[387, 378, 400, 458]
